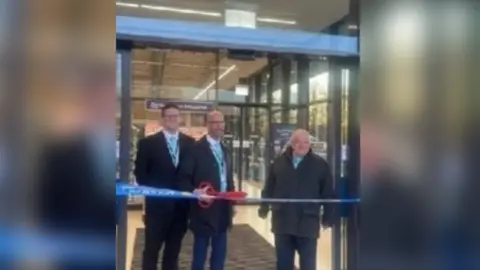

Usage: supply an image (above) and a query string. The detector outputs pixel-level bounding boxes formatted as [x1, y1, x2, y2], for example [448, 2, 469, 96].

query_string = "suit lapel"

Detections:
[199, 136, 216, 161]
[200, 136, 222, 178]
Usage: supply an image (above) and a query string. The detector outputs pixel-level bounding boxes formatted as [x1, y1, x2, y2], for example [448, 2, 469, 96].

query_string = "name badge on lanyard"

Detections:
[211, 144, 226, 192]
[167, 137, 179, 167]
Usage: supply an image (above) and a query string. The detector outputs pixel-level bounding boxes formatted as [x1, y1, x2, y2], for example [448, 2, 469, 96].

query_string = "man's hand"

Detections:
[194, 187, 213, 202]
[258, 207, 269, 219]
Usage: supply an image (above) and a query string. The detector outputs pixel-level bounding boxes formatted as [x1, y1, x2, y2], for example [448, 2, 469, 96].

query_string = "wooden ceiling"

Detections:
[131, 48, 268, 100]
[128, 48, 267, 123]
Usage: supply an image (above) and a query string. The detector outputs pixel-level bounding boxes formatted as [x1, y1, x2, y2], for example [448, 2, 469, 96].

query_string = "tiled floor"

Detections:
[125, 181, 332, 270]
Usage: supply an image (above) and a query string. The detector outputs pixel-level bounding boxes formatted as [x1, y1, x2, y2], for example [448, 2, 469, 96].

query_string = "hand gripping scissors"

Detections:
[197, 181, 248, 208]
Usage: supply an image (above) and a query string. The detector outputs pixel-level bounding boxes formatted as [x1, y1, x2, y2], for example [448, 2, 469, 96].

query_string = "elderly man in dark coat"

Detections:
[259, 129, 335, 270]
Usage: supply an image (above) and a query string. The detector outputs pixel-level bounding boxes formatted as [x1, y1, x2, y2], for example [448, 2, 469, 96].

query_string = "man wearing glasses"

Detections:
[178, 110, 235, 270]
[135, 103, 195, 270]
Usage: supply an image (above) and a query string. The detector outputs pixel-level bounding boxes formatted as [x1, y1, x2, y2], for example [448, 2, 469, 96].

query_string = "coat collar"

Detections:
[199, 135, 227, 151]
[283, 146, 313, 160]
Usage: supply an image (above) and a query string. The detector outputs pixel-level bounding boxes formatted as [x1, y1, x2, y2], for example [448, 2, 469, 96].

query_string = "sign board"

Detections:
[235, 84, 249, 96]
[145, 99, 213, 112]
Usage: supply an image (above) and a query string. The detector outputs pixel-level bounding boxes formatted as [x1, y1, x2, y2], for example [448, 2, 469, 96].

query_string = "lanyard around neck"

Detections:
[166, 137, 179, 165]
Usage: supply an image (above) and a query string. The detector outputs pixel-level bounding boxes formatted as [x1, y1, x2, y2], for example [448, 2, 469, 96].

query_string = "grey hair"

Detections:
[282, 130, 315, 153]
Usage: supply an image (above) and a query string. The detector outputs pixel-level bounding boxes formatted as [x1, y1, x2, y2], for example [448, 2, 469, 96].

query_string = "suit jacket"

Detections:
[260, 147, 334, 238]
[178, 136, 235, 235]
[134, 131, 195, 217]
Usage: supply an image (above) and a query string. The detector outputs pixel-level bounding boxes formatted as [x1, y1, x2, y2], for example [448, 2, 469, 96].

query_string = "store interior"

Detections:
[116, 43, 355, 270]
[116, 45, 347, 208]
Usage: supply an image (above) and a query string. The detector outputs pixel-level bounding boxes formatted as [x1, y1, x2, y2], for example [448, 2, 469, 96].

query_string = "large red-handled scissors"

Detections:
[196, 181, 248, 208]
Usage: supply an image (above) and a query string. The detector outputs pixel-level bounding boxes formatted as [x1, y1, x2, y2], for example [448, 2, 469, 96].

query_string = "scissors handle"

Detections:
[197, 182, 247, 208]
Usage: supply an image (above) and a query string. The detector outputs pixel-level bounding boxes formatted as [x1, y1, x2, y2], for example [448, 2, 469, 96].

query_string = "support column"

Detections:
[296, 56, 310, 129]
[117, 49, 132, 270]
[346, 0, 360, 269]
[280, 59, 291, 123]
[328, 58, 343, 270]
[345, 57, 360, 270]
[266, 59, 274, 168]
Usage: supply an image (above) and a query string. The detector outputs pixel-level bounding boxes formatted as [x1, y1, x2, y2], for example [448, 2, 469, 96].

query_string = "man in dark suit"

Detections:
[258, 129, 335, 270]
[178, 110, 235, 270]
[134, 103, 195, 270]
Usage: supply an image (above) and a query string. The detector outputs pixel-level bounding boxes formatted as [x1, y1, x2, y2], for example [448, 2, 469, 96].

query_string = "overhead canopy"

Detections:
[116, 16, 358, 56]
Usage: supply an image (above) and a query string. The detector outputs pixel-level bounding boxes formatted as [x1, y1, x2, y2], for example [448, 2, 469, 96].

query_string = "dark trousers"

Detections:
[274, 234, 317, 270]
[142, 214, 186, 270]
[191, 232, 227, 270]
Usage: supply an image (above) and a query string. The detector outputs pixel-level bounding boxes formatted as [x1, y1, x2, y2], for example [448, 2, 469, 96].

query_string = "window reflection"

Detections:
[310, 60, 329, 101]
[309, 103, 328, 158]
[116, 53, 121, 178]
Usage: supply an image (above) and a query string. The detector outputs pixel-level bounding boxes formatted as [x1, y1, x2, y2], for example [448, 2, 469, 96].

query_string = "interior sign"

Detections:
[145, 99, 213, 112]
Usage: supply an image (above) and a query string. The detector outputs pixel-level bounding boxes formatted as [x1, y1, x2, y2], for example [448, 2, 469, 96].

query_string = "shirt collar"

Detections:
[163, 130, 179, 140]
[206, 135, 220, 146]
[293, 155, 303, 160]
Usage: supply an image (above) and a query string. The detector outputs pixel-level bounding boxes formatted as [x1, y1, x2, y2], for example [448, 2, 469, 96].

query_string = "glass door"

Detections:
[116, 50, 132, 270]
[244, 106, 269, 185]
[218, 104, 270, 193]
[218, 106, 242, 188]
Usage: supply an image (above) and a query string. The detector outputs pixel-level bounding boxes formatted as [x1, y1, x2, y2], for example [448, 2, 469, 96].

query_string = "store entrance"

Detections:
[218, 103, 271, 192]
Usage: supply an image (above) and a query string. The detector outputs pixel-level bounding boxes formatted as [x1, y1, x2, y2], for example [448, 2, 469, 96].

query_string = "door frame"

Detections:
[218, 102, 271, 192]
[116, 48, 132, 270]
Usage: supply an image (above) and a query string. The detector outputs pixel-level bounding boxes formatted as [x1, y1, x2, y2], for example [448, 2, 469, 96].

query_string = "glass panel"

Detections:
[217, 105, 269, 195]
[289, 60, 298, 104]
[214, 51, 268, 103]
[217, 106, 242, 186]
[271, 106, 297, 125]
[341, 68, 350, 176]
[309, 102, 328, 159]
[245, 107, 268, 184]
[309, 59, 329, 102]
[116, 53, 122, 178]
[260, 72, 269, 103]
[117, 50, 133, 270]
[271, 64, 283, 104]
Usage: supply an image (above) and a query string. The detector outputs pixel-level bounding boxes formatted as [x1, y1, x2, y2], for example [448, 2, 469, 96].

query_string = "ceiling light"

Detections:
[194, 65, 236, 100]
[117, 2, 295, 25]
[257, 17, 296, 25]
[141, 4, 222, 17]
[235, 85, 249, 96]
[116, 2, 139, 8]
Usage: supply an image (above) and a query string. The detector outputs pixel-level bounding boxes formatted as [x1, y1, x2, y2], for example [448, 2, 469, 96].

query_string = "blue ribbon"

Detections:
[116, 184, 360, 203]
[116, 183, 198, 199]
